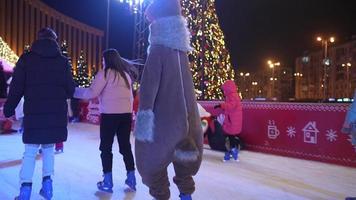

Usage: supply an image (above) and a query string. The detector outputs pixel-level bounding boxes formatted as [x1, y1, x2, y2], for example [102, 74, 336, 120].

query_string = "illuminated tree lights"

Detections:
[60, 41, 80, 85]
[0, 37, 19, 67]
[181, 0, 235, 100]
[76, 50, 93, 88]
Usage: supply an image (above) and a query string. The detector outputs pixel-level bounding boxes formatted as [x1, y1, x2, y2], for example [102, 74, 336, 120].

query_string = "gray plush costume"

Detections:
[134, 15, 203, 200]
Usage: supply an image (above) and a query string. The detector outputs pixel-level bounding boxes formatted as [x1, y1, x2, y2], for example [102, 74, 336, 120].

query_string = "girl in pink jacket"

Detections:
[74, 49, 136, 193]
[214, 80, 243, 162]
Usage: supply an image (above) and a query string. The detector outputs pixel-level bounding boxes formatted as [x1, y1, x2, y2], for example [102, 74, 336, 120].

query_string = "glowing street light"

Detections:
[330, 37, 335, 43]
[267, 60, 280, 98]
[294, 72, 303, 77]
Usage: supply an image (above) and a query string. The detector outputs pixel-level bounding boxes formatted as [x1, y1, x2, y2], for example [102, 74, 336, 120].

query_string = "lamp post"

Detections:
[294, 72, 303, 98]
[252, 81, 258, 99]
[240, 72, 250, 99]
[342, 62, 352, 97]
[267, 60, 280, 99]
[316, 36, 335, 100]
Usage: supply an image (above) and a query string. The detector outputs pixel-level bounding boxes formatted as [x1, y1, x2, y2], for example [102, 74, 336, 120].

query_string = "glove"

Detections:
[214, 104, 221, 109]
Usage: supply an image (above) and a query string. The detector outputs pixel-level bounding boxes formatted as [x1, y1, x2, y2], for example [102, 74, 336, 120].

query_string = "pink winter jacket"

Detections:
[74, 69, 133, 114]
[220, 80, 243, 135]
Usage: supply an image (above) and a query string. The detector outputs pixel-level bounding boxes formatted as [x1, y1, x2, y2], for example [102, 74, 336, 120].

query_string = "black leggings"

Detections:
[100, 113, 135, 173]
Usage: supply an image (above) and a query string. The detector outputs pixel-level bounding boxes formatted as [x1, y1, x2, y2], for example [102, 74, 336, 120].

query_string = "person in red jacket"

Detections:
[214, 80, 243, 162]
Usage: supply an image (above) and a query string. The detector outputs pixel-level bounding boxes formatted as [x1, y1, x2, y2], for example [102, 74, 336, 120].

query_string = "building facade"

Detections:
[0, 0, 104, 74]
[237, 67, 294, 101]
[295, 38, 356, 100]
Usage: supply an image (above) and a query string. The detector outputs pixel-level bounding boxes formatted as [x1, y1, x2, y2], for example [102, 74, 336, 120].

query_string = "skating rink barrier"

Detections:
[78, 100, 356, 167]
[201, 101, 356, 168]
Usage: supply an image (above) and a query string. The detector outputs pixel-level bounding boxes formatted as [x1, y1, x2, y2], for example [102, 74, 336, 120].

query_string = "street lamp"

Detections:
[267, 60, 280, 99]
[342, 62, 352, 97]
[316, 36, 336, 100]
[240, 72, 250, 99]
[252, 81, 258, 98]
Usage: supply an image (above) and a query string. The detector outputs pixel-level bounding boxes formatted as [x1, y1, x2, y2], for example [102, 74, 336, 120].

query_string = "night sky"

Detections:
[40, 0, 356, 72]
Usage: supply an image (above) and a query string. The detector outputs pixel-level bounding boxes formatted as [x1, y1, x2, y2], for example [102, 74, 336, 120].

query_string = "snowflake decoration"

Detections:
[286, 126, 296, 138]
[326, 129, 338, 142]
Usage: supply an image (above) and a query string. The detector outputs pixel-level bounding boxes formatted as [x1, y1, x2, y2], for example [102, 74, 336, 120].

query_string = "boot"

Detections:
[14, 183, 32, 200]
[39, 177, 53, 200]
[179, 193, 192, 200]
[223, 151, 231, 162]
[125, 170, 136, 191]
[97, 172, 113, 193]
[231, 148, 239, 161]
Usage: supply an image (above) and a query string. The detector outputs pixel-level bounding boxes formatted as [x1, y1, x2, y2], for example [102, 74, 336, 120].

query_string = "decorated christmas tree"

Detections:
[181, 0, 235, 100]
[76, 50, 92, 88]
[0, 36, 19, 67]
[60, 41, 79, 85]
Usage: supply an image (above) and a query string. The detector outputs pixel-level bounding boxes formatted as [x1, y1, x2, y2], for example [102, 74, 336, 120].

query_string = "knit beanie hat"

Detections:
[145, 0, 182, 22]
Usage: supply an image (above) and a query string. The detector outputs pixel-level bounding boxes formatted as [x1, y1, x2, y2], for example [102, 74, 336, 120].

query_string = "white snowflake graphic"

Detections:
[286, 126, 296, 138]
[326, 129, 338, 142]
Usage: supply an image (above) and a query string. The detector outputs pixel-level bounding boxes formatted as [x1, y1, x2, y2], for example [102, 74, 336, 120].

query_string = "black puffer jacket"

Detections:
[4, 39, 75, 144]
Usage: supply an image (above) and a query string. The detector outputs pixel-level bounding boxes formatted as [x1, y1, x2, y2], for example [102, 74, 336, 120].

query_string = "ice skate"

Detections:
[14, 184, 32, 200]
[231, 147, 239, 162]
[223, 151, 231, 162]
[97, 172, 113, 193]
[179, 193, 192, 200]
[39, 177, 53, 200]
[124, 170, 136, 192]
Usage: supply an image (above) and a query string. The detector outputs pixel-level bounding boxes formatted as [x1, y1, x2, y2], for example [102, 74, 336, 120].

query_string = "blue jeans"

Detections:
[20, 144, 55, 184]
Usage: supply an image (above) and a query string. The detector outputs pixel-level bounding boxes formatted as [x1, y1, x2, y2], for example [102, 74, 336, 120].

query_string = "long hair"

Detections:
[102, 49, 131, 89]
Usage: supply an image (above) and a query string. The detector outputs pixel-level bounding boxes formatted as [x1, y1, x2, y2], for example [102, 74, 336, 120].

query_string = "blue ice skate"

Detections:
[125, 170, 136, 192]
[39, 178, 53, 200]
[179, 193, 192, 200]
[231, 147, 239, 162]
[97, 172, 113, 193]
[15, 184, 32, 200]
[223, 151, 231, 162]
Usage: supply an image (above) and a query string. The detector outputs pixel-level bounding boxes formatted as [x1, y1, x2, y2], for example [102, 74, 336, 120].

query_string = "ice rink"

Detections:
[0, 123, 355, 200]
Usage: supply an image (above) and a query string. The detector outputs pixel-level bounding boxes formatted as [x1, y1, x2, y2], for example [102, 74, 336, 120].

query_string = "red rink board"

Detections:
[201, 101, 356, 168]
[79, 99, 356, 167]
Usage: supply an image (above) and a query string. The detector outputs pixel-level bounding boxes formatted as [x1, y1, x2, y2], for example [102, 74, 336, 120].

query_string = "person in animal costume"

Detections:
[133, 0, 203, 199]
[342, 90, 356, 147]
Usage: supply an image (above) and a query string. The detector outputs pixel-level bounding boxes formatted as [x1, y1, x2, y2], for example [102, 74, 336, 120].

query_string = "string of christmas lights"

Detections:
[181, 0, 235, 100]
[0, 37, 19, 67]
